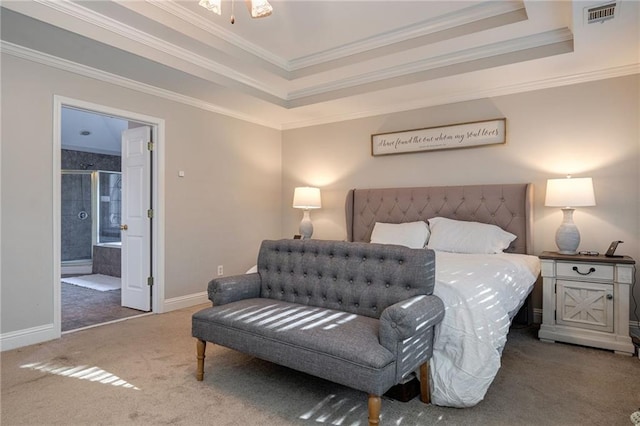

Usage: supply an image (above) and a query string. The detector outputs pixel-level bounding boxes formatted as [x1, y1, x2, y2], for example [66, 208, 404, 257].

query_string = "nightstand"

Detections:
[538, 251, 635, 355]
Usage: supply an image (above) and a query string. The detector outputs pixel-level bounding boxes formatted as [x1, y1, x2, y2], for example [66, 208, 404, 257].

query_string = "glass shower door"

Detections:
[61, 171, 95, 263]
[97, 171, 122, 244]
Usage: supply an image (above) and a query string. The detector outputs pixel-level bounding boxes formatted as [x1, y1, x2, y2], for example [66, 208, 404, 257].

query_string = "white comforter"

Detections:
[429, 251, 540, 407]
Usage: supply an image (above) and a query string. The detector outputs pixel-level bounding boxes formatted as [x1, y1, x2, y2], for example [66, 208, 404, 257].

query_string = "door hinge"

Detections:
[147, 141, 154, 151]
[147, 276, 154, 287]
[147, 209, 154, 219]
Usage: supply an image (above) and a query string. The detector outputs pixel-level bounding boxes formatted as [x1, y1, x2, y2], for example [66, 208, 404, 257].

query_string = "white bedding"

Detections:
[429, 251, 540, 407]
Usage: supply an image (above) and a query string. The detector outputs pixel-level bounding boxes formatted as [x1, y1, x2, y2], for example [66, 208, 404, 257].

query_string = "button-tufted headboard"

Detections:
[345, 183, 533, 254]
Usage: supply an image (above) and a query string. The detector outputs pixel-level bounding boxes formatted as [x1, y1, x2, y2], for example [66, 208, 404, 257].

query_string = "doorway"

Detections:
[54, 97, 164, 335]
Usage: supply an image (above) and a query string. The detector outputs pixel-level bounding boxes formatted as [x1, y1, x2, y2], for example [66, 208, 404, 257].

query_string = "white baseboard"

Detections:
[0, 292, 209, 351]
[162, 291, 209, 312]
[3, 304, 635, 352]
[0, 323, 59, 352]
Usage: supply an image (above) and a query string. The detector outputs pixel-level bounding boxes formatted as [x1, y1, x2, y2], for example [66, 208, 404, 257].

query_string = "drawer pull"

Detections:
[572, 266, 596, 275]
[606, 294, 613, 300]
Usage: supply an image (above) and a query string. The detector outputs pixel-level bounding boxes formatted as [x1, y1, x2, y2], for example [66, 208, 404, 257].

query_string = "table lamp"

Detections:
[545, 176, 596, 254]
[292, 187, 321, 239]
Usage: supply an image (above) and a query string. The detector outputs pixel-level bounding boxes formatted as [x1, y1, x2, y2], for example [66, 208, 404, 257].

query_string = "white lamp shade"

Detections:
[545, 177, 596, 208]
[293, 187, 321, 209]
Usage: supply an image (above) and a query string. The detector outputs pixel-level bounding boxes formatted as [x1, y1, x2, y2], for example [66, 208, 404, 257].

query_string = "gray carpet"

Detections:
[62, 281, 145, 331]
[2, 304, 639, 425]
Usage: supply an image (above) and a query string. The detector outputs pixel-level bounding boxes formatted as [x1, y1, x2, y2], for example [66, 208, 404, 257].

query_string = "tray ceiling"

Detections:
[1, 1, 638, 129]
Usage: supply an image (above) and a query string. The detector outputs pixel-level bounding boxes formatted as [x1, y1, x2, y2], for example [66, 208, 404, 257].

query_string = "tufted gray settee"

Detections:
[192, 239, 445, 426]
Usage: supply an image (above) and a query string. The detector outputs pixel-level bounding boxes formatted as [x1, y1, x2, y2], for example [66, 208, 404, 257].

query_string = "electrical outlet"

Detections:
[217, 265, 223, 276]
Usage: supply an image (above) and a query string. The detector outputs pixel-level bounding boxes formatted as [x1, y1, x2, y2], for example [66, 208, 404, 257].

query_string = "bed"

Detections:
[345, 183, 540, 407]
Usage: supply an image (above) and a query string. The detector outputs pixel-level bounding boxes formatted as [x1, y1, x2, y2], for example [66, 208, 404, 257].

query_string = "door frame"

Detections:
[53, 95, 166, 335]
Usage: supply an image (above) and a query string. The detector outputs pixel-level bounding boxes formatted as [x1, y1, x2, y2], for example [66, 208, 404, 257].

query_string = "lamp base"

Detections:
[555, 208, 580, 255]
[299, 210, 313, 239]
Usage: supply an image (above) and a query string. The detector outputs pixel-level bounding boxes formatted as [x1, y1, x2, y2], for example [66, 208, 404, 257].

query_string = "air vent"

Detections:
[585, 2, 617, 24]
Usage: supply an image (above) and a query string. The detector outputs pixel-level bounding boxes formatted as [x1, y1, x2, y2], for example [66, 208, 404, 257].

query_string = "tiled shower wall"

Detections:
[61, 149, 121, 171]
[61, 150, 120, 262]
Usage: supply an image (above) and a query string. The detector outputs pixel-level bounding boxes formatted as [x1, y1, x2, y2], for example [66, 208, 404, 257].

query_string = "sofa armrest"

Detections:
[379, 295, 445, 351]
[207, 273, 261, 306]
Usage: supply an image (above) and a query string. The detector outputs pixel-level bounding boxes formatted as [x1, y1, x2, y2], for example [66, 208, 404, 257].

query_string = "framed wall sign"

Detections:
[371, 118, 506, 156]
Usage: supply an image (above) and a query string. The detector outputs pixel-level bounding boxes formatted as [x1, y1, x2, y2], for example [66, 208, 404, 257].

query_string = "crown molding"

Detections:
[145, 0, 289, 70]
[0, 41, 281, 130]
[3, 40, 636, 132]
[32, 0, 528, 81]
[280, 63, 640, 130]
[34, 0, 286, 99]
[148, 0, 527, 74]
[288, 28, 573, 100]
[19, 0, 551, 106]
[289, 1, 527, 70]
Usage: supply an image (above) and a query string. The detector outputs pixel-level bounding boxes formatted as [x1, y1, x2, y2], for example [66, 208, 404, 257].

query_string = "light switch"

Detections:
[178, 170, 185, 177]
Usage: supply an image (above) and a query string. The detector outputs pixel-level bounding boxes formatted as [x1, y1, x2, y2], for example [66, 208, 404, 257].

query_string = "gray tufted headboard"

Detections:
[345, 183, 533, 254]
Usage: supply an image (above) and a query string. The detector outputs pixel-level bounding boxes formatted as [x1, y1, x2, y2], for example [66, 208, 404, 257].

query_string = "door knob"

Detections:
[120, 224, 128, 231]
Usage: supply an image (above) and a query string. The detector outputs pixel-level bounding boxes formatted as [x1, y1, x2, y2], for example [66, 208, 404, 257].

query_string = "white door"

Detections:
[121, 126, 151, 311]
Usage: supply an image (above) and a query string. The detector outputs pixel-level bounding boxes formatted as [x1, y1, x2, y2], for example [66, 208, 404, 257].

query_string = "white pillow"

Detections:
[370, 221, 430, 249]
[426, 217, 516, 254]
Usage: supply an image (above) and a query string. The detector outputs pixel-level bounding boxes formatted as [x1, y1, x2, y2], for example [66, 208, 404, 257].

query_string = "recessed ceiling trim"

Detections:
[13, 0, 559, 105]
[289, 7, 529, 79]
[146, 0, 289, 70]
[4, 40, 637, 132]
[289, 1, 527, 70]
[34, 0, 288, 99]
[55, 0, 526, 80]
[0, 41, 282, 130]
[287, 40, 575, 108]
[287, 28, 574, 101]
[141, 1, 528, 74]
[281, 63, 640, 130]
[119, 0, 527, 77]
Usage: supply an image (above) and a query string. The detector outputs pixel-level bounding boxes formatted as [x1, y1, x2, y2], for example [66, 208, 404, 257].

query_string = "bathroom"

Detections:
[60, 106, 145, 331]
[61, 150, 122, 276]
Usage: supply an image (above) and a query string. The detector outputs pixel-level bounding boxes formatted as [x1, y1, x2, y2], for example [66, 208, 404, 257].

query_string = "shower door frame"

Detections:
[60, 169, 98, 271]
[60, 170, 123, 272]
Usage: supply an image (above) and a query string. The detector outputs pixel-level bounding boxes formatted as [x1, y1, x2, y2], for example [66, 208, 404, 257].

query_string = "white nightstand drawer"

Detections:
[556, 262, 613, 281]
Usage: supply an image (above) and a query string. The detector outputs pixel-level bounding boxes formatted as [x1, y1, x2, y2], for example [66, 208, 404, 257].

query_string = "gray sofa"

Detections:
[192, 239, 445, 426]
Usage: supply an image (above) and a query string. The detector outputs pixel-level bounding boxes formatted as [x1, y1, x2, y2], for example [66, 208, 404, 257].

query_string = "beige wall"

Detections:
[2, 49, 638, 345]
[282, 75, 640, 319]
[1, 54, 282, 335]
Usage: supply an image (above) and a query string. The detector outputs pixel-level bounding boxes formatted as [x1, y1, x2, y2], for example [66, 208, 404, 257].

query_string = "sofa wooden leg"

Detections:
[368, 394, 381, 426]
[196, 339, 206, 381]
[419, 362, 430, 404]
